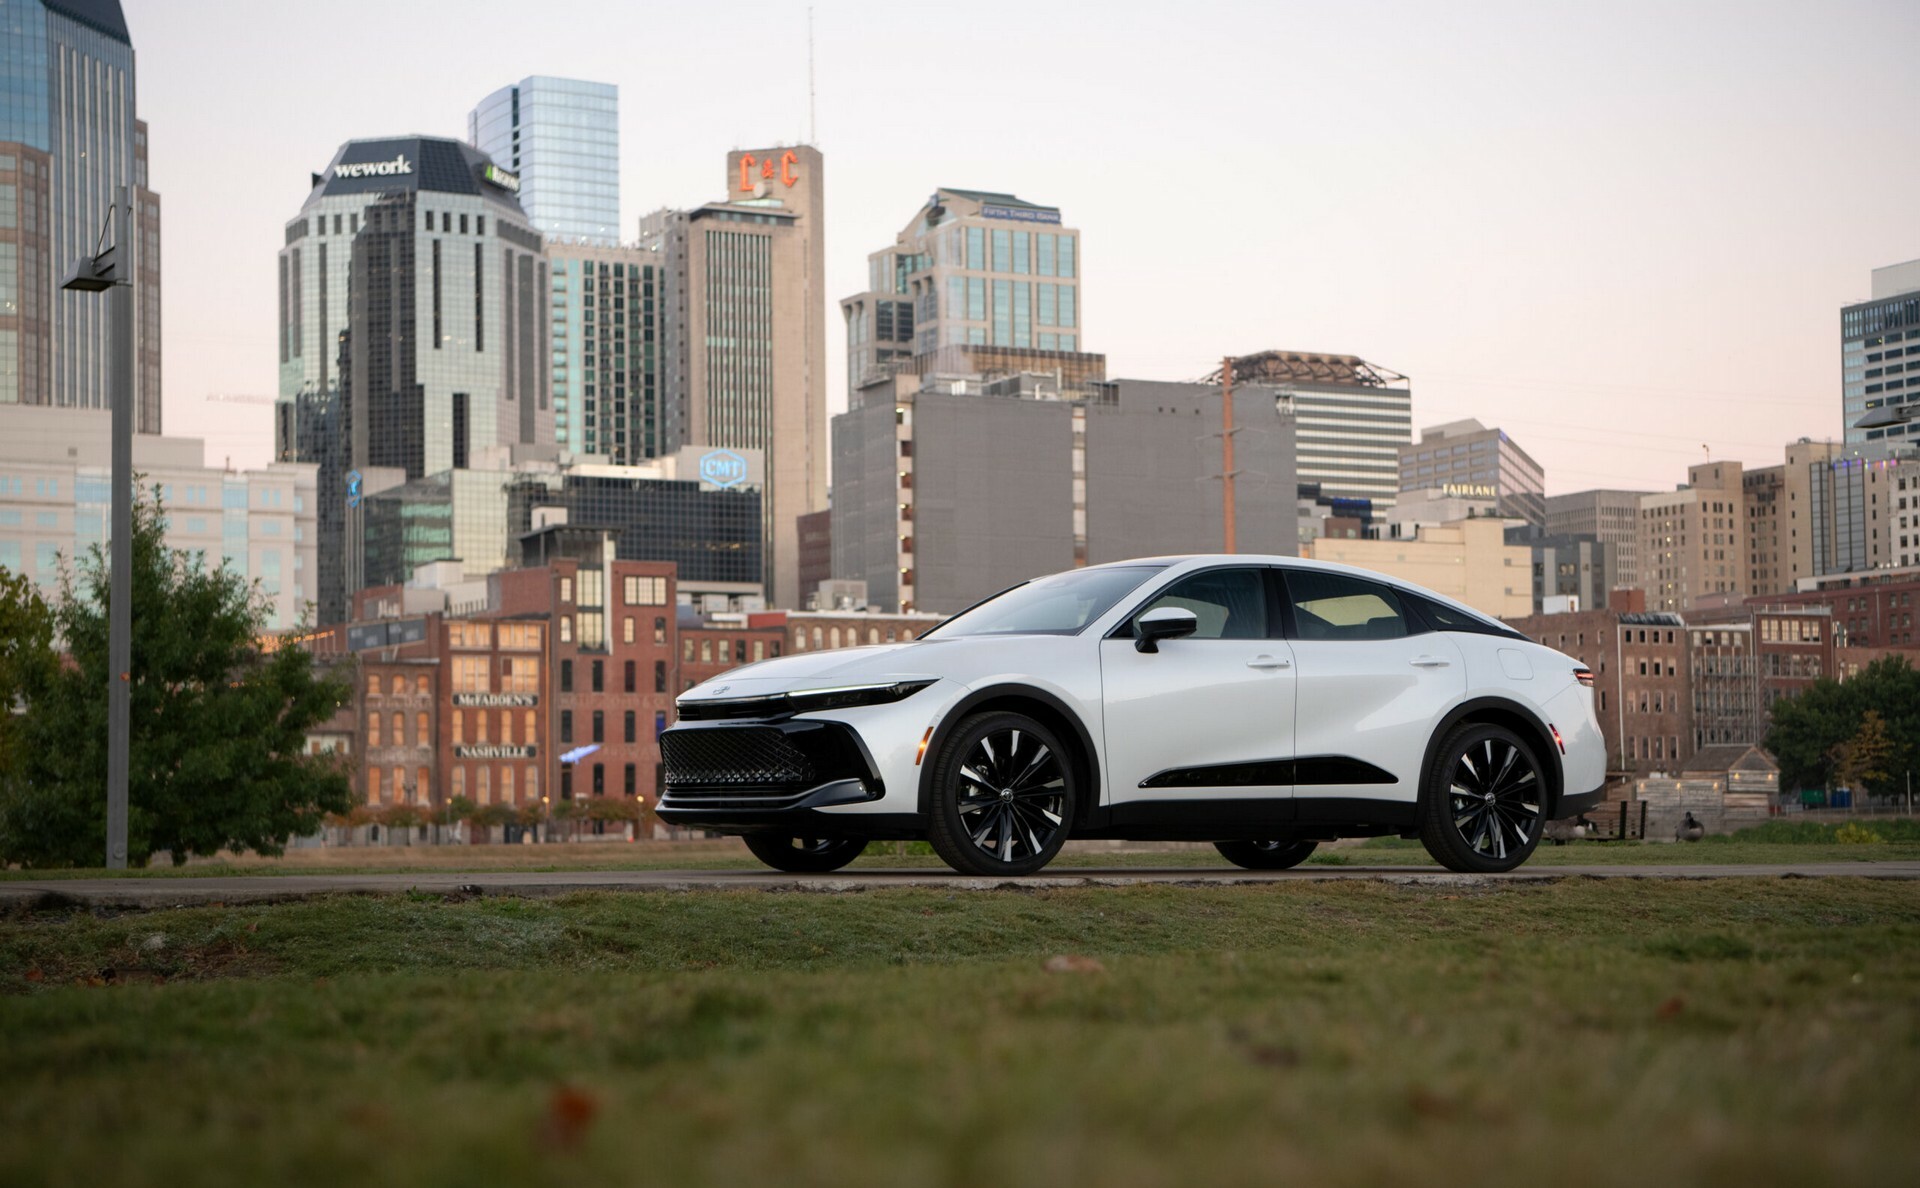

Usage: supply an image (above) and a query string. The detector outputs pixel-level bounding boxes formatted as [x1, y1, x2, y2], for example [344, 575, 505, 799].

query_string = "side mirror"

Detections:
[1135, 606, 1199, 653]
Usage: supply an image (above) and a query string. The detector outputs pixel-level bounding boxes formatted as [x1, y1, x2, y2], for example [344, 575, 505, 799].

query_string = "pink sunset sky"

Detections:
[139, 0, 1918, 494]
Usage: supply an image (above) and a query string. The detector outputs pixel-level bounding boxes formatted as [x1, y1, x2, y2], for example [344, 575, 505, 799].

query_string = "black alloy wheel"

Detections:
[1213, 839, 1319, 870]
[1418, 723, 1546, 873]
[927, 711, 1077, 877]
[742, 834, 869, 873]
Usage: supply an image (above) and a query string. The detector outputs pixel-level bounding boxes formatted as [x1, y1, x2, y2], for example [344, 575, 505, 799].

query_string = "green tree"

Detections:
[1766, 658, 1920, 798]
[0, 568, 57, 780]
[0, 486, 353, 868]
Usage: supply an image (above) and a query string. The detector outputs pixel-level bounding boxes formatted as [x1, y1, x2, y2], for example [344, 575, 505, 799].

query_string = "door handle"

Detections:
[1247, 655, 1291, 669]
[1410, 656, 1451, 668]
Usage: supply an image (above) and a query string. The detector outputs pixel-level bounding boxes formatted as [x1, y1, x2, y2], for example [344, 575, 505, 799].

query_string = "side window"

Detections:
[1285, 571, 1411, 642]
[1131, 568, 1269, 640]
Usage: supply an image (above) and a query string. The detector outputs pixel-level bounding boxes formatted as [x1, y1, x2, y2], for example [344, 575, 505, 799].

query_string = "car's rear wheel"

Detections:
[927, 711, 1076, 877]
[1419, 723, 1545, 873]
[1213, 839, 1318, 870]
[742, 835, 868, 873]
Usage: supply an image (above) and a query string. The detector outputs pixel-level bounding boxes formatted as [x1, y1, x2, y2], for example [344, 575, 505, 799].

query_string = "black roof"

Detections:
[44, 1, 129, 43]
[310, 137, 526, 216]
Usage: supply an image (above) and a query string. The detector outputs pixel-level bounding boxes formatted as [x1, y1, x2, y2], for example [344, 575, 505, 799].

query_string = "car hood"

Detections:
[676, 634, 1077, 703]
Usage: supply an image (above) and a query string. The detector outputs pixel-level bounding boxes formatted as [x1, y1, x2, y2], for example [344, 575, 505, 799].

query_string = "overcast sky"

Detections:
[139, 0, 1918, 494]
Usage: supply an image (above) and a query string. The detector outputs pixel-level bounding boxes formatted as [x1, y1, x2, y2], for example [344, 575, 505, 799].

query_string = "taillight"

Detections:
[1573, 666, 1594, 688]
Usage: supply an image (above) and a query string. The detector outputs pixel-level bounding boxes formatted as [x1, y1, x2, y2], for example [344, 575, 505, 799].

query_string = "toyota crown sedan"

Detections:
[657, 557, 1606, 876]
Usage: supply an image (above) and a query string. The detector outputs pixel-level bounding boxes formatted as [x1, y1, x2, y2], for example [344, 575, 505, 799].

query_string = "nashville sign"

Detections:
[334, 154, 413, 179]
[452, 693, 538, 708]
[454, 745, 536, 761]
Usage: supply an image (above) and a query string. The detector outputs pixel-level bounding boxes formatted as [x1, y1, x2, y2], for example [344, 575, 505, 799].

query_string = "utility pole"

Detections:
[1220, 355, 1238, 554]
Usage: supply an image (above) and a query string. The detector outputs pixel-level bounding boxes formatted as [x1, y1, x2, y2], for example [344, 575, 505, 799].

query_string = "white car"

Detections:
[658, 557, 1606, 876]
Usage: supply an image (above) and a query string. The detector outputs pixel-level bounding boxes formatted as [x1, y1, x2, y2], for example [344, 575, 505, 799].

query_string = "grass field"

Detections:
[7, 820, 1920, 880]
[4, 878, 1918, 1186]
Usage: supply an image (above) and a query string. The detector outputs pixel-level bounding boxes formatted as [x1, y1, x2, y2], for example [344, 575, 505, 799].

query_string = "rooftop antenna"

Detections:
[808, 6, 817, 145]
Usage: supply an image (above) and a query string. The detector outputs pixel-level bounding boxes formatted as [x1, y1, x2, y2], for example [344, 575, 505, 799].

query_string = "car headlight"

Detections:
[676, 679, 936, 721]
[785, 680, 936, 713]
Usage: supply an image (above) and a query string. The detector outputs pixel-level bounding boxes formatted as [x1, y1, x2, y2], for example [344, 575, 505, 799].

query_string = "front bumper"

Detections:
[655, 716, 925, 837]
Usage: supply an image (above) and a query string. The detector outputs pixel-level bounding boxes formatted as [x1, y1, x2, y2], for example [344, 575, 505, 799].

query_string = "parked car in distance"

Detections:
[657, 556, 1607, 876]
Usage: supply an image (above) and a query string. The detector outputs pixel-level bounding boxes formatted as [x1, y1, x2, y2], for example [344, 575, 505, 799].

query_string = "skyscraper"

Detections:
[1547, 488, 1649, 591]
[1222, 351, 1411, 507]
[1397, 418, 1545, 529]
[547, 242, 661, 463]
[274, 136, 550, 623]
[840, 188, 1084, 404]
[640, 145, 827, 608]
[1842, 259, 1920, 446]
[0, 0, 160, 431]
[468, 77, 619, 245]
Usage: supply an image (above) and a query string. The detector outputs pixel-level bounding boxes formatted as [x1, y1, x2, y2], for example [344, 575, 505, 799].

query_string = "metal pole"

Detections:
[1220, 356, 1237, 554]
[105, 185, 132, 869]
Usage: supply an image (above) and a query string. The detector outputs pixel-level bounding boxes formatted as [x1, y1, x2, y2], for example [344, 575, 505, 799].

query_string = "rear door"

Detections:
[1280, 569, 1464, 812]
[1098, 567, 1296, 812]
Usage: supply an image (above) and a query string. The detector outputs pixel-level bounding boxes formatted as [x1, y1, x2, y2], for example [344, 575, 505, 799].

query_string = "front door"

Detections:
[1099, 567, 1296, 817]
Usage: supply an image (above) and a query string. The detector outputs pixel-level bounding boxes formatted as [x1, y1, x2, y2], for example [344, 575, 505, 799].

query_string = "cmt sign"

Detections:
[345, 469, 364, 509]
[699, 450, 749, 489]
[737, 150, 800, 193]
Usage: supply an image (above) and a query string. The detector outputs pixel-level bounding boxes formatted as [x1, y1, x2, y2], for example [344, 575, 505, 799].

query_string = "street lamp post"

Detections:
[62, 186, 134, 870]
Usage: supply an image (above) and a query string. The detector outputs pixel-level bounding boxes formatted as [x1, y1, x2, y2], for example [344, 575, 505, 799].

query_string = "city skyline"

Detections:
[133, 0, 1919, 494]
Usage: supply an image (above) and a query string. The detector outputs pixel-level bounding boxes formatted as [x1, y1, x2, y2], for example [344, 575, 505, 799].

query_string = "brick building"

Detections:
[489, 559, 679, 807]
[1505, 596, 1691, 777]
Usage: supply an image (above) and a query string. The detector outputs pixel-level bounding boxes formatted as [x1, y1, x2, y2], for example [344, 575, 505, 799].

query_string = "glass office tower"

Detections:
[0, 0, 161, 430]
[468, 77, 618, 246]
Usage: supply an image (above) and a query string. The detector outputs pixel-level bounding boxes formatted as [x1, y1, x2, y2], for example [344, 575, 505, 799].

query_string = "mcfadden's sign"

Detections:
[452, 693, 538, 708]
[333, 153, 414, 180]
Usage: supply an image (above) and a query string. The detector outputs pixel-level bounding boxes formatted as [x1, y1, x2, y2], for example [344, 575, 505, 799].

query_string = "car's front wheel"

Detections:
[927, 711, 1077, 876]
[1418, 723, 1545, 873]
[1213, 839, 1318, 870]
[742, 835, 868, 873]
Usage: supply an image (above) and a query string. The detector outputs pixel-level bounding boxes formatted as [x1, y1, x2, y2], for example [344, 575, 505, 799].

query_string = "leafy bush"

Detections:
[1835, 823, 1888, 846]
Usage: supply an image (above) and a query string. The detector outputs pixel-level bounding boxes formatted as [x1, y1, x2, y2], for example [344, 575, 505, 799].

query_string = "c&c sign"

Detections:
[738, 150, 800, 194]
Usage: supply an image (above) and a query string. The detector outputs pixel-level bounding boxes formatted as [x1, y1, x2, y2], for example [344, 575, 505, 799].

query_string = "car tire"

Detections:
[927, 711, 1077, 877]
[742, 835, 868, 873]
[1213, 839, 1318, 870]
[1418, 722, 1546, 873]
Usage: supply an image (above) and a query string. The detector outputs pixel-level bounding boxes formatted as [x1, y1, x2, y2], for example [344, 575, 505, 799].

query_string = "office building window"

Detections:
[624, 710, 636, 743]
[560, 659, 572, 692]
[1037, 233, 1056, 277]
[1013, 232, 1029, 274]
[966, 226, 983, 270]
[591, 660, 604, 692]
[655, 660, 667, 692]
[991, 229, 1010, 272]
[560, 710, 573, 743]
[592, 710, 604, 743]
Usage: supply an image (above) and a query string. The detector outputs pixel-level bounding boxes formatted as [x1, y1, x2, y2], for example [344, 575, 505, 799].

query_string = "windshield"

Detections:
[927, 566, 1165, 639]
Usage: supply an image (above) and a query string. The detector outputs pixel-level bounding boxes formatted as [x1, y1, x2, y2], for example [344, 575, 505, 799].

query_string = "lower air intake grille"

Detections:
[661, 727, 814, 789]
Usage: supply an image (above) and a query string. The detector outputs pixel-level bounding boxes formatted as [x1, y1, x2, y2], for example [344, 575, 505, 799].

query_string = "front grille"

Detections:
[661, 726, 814, 789]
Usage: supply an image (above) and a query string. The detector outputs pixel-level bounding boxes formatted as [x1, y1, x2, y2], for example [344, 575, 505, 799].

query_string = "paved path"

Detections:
[4, 862, 1918, 909]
